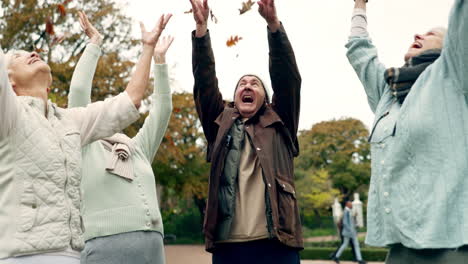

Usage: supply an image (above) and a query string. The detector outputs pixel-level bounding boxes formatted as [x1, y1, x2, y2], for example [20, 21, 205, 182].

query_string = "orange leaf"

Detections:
[64, 0, 72, 4]
[184, 9, 193, 14]
[34, 48, 46, 53]
[45, 18, 55, 35]
[226, 35, 243, 47]
[57, 4, 66, 16]
[239, 0, 255, 15]
[210, 10, 218, 24]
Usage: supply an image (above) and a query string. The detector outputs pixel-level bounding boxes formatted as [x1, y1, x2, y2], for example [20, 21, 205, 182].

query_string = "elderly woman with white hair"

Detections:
[0, 11, 170, 264]
[345, 0, 468, 263]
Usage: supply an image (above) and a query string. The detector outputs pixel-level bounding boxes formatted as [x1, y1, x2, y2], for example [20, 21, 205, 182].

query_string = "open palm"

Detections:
[140, 14, 172, 47]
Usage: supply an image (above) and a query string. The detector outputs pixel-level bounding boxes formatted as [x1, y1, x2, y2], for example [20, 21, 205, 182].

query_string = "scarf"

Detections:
[384, 49, 441, 104]
[100, 133, 135, 181]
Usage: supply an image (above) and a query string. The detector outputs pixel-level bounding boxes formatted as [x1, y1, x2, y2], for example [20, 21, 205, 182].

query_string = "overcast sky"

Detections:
[123, 0, 455, 131]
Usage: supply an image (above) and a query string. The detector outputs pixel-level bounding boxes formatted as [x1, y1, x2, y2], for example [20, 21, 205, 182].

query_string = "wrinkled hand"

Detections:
[189, 0, 209, 37]
[154, 36, 174, 64]
[78, 11, 103, 45]
[140, 14, 172, 47]
[258, 0, 280, 31]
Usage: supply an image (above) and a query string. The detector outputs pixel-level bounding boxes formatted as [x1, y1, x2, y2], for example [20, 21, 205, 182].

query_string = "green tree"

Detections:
[296, 118, 371, 202]
[296, 168, 340, 226]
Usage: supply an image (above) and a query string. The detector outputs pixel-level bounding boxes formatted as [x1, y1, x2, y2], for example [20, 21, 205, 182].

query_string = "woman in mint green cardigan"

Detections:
[346, 0, 468, 263]
[68, 13, 173, 264]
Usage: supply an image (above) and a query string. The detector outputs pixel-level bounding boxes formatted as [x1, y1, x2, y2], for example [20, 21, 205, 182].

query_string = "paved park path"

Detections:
[165, 245, 384, 264]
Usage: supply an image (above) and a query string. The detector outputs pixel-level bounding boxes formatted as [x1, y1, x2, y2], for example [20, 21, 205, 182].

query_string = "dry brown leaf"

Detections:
[57, 4, 66, 16]
[210, 10, 218, 24]
[184, 9, 193, 14]
[226, 35, 243, 47]
[239, 0, 255, 15]
[45, 18, 55, 35]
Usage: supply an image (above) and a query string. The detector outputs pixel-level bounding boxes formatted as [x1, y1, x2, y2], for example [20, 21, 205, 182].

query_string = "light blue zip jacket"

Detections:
[346, 0, 468, 249]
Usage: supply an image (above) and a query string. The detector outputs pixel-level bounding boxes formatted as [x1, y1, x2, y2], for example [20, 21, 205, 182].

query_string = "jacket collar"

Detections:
[218, 103, 283, 127]
[18, 96, 60, 120]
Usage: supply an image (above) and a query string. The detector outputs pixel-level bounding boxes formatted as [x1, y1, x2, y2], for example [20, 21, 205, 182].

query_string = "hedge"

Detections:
[301, 247, 388, 261]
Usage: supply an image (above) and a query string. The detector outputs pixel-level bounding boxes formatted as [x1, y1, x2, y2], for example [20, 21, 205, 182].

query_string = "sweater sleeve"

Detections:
[66, 91, 140, 146]
[345, 8, 387, 113]
[133, 64, 173, 162]
[68, 43, 102, 108]
[0, 48, 19, 139]
[438, 0, 468, 93]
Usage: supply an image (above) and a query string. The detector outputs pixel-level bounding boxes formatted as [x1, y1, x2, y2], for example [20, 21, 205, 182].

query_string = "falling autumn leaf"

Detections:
[64, 0, 73, 4]
[45, 18, 55, 35]
[239, 0, 255, 15]
[184, 9, 193, 14]
[210, 10, 218, 24]
[34, 48, 46, 53]
[57, 4, 66, 16]
[226, 35, 243, 47]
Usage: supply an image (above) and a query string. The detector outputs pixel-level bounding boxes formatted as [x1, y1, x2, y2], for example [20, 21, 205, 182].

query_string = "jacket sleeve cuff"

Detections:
[192, 30, 212, 51]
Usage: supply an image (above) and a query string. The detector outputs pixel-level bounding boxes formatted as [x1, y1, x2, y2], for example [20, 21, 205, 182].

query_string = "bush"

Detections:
[162, 205, 204, 244]
[300, 247, 388, 261]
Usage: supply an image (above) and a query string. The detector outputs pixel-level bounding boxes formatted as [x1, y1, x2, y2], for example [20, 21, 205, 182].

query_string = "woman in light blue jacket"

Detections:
[346, 0, 468, 263]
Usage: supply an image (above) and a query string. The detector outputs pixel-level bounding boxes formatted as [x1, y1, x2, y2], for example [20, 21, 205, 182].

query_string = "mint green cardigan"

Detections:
[68, 44, 172, 241]
[346, 0, 468, 249]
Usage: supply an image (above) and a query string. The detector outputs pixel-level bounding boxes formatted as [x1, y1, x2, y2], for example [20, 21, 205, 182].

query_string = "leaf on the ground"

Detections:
[57, 4, 66, 16]
[45, 18, 55, 35]
[226, 35, 243, 47]
[184, 9, 193, 14]
[210, 10, 218, 24]
[239, 0, 255, 15]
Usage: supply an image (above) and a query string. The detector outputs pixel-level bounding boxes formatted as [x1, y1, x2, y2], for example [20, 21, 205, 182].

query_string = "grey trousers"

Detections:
[81, 231, 165, 264]
[386, 244, 468, 264]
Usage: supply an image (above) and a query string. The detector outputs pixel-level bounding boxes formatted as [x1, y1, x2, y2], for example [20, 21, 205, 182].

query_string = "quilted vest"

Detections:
[0, 97, 84, 258]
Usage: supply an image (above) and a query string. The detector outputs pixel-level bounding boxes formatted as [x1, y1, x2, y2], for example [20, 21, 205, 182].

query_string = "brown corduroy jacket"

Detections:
[192, 24, 303, 252]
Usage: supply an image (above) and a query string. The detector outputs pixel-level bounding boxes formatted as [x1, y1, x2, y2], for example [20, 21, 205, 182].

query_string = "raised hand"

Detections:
[189, 0, 209, 37]
[140, 14, 172, 47]
[154, 36, 174, 64]
[258, 0, 280, 32]
[78, 11, 103, 46]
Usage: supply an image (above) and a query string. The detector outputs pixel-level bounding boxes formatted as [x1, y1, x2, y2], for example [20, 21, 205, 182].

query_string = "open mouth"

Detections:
[242, 95, 254, 103]
[411, 42, 423, 49]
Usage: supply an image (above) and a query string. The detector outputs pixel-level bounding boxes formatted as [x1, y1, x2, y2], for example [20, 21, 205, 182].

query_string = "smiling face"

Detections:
[404, 28, 446, 62]
[234, 75, 266, 119]
[6, 50, 52, 93]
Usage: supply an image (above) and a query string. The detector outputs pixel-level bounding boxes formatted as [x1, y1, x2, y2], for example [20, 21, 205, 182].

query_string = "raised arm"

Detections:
[68, 11, 103, 108]
[0, 47, 19, 138]
[439, 0, 468, 92]
[345, 0, 387, 113]
[259, 0, 301, 146]
[190, 0, 225, 146]
[126, 14, 172, 109]
[133, 36, 174, 161]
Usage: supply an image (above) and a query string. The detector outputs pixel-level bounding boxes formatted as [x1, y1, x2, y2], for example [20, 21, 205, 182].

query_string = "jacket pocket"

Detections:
[18, 191, 37, 232]
[275, 177, 296, 235]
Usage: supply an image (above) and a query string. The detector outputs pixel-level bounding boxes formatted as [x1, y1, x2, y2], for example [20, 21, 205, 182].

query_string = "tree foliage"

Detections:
[296, 118, 371, 203]
[0, 0, 137, 107]
[152, 93, 209, 213]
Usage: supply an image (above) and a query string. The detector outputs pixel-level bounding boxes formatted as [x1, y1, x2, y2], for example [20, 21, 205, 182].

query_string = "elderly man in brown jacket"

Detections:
[190, 0, 302, 263]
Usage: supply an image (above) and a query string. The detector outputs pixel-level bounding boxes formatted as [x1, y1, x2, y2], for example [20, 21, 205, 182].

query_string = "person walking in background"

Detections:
[67, 12, 173, 264]
[331, 202, 366, 264]
[347, 0, 468, 263]
[189, 0, 303, 263]
[0, 10, 149, 263]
